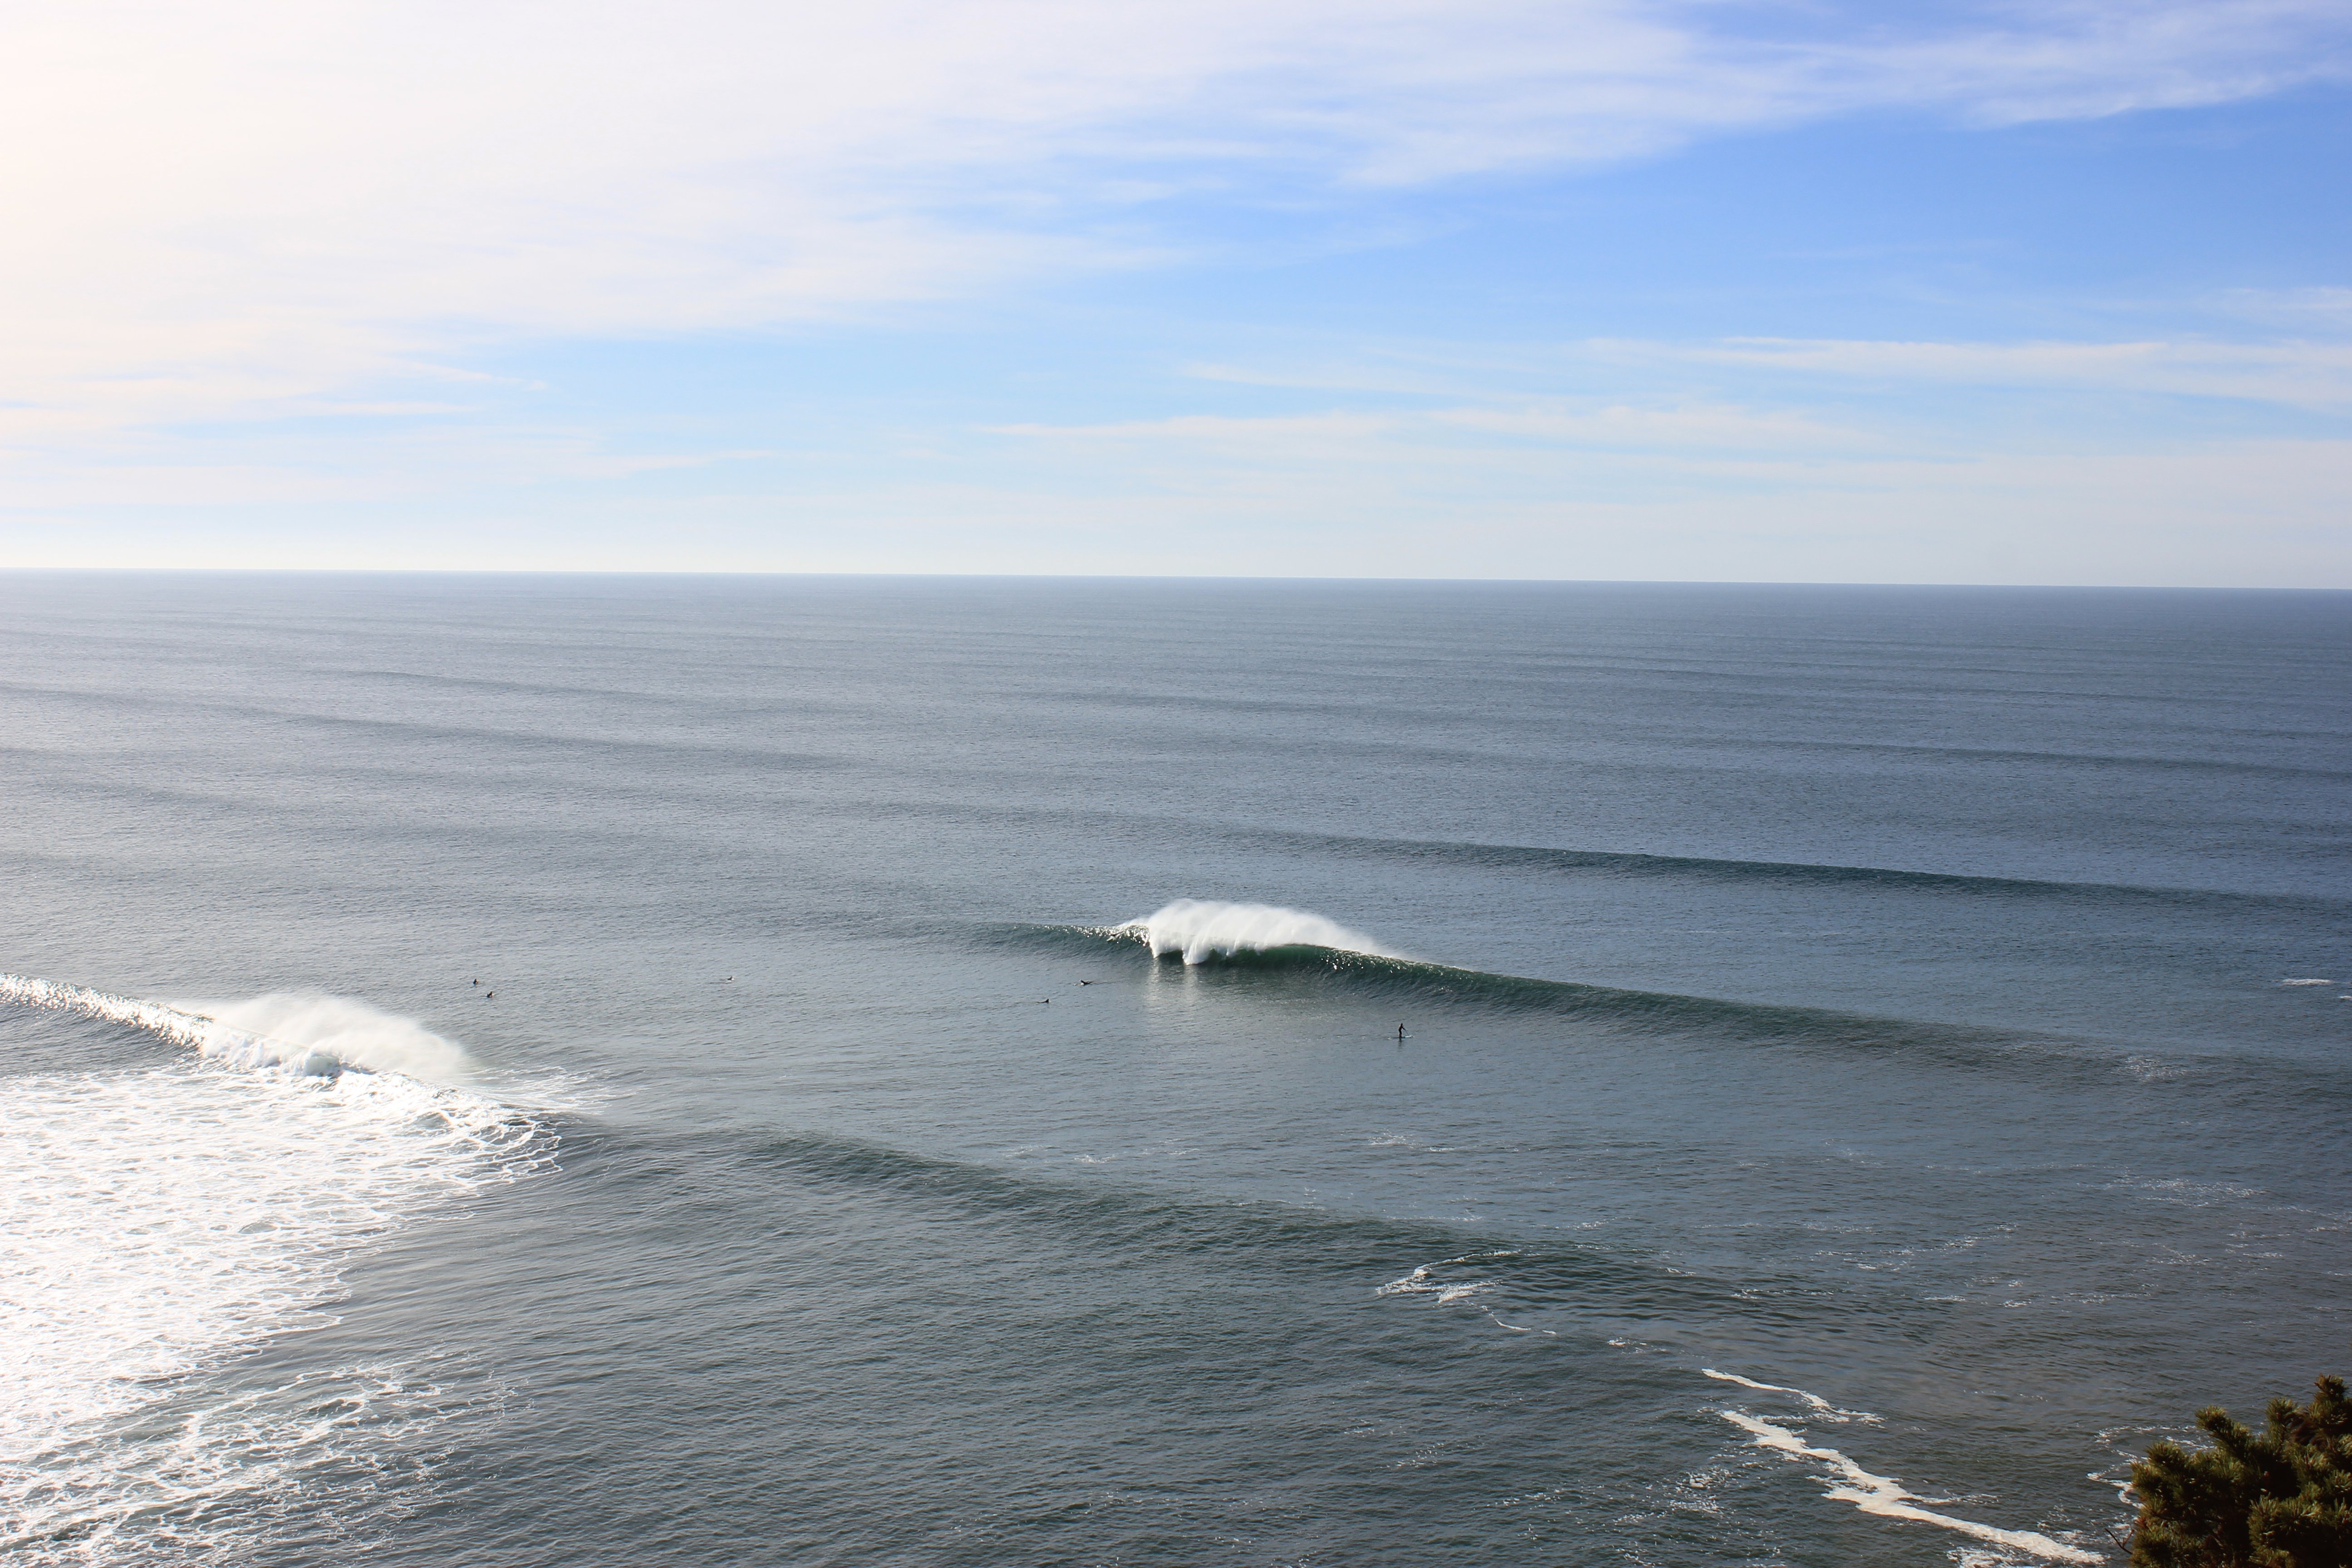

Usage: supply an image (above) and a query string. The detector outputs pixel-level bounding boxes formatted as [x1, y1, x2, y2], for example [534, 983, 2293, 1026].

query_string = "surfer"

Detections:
[1395, 1023, 1406, 1043]
[485, 990, 495, 1000]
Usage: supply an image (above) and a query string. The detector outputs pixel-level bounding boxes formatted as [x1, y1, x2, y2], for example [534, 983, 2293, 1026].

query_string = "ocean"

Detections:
[2, 573, 2347, 1566]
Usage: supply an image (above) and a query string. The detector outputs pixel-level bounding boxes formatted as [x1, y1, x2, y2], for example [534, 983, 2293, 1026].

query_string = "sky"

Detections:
[3, 0, 2349, 583]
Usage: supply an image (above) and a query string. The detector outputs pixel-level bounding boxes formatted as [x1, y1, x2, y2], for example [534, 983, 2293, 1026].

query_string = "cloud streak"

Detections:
[1646, 337, 2352, 409]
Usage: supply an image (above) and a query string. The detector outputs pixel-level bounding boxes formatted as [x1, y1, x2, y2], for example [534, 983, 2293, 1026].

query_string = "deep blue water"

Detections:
[2, 574, 2348, 1565]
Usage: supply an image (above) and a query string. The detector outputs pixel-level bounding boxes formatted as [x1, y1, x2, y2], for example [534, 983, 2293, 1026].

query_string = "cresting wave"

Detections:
[1702, 1371, 2100, 1563]
[1005, 911, 2113, 1063]
[1122, 899, 1403, 965]
[0, 975, 548, 1560]
[0, 974, 472, 1080]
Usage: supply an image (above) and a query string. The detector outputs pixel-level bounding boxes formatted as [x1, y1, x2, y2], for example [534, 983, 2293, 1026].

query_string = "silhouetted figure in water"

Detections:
[471, 979, 478, 986]
[1395, 1023, 1407, 1044]
[485, 990, 495, 1000]
[1078, 980, 1095, 985]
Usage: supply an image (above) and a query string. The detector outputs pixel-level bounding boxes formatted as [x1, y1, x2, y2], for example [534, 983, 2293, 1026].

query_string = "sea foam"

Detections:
[1703, 1371, 2099, 1563]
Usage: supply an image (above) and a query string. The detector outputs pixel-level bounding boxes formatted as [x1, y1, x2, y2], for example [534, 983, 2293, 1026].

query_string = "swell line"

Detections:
[988, 921, 2069, 1059]
[1250, 829, 2343, 910]
[717, 1129, 1778, 1321]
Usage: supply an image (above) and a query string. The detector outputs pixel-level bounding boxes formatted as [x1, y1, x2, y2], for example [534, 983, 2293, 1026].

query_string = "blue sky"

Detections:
[3, 0, 2348, 583]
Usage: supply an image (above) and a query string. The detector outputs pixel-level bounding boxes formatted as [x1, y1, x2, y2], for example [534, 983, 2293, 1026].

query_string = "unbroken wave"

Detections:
[995, 915, 2119, 1065]
[1313, 834, 2330, 907]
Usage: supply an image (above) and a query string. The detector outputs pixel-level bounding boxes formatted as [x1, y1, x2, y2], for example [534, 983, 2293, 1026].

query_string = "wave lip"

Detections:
[0, 975, 471, 1082]
[174, 991, 474, 1082]
[1122, 899, 1404, 966]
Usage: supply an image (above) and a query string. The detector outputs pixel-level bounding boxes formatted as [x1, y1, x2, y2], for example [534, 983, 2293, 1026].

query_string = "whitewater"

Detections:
[1123, 899, 1402, 964]
[0, 976, 547, 1559]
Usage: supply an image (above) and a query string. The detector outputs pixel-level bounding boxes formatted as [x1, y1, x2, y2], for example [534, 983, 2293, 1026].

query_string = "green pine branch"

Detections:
[2130, 1373, 2352, 1567]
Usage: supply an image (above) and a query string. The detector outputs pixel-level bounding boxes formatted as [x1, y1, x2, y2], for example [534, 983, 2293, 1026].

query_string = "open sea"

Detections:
[3, 572, 2348, 1567]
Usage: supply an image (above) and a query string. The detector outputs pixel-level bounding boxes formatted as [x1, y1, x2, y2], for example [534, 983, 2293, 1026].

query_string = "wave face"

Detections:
[1009, 914, 2084, 1065]
[0, 976, 545, 1559]
[1125, 899, 1402, 965]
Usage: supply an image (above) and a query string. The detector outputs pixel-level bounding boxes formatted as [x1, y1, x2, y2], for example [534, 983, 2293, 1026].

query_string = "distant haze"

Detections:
[2, 0, 2347, 583]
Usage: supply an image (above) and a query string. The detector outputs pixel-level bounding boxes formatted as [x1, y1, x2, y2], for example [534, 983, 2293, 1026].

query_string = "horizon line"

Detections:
[0, 567, 2345, 594]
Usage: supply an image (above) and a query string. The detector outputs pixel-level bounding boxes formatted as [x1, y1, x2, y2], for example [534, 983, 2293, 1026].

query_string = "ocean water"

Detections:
[3, 573, 2348, 1566]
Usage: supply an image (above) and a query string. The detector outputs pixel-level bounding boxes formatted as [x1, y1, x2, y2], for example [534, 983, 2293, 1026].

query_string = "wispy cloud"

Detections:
[960, 332, 2350, 583]
[1430, 402, 1874, 450]
[1638, 336, 2352, 409]
[999, 400, 1880, 460]
[1181, 333, 2352, 413]
[4, 0, 2348, 440]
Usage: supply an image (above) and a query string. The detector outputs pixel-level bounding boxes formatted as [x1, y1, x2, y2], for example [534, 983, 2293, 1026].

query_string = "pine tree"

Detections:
[2130, 1373, 2352, 1566]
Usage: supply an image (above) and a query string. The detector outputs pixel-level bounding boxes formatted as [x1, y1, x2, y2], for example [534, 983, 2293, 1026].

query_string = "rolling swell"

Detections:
[1244, 829, 2345, 911]
[990, 918, 2068, 1058]
[685, 1127, 1751, 1320]
[725, 778, 2346, 908]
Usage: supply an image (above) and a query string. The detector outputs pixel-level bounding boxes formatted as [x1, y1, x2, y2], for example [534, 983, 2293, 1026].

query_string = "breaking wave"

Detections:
[1122, 899, 1403, 965]
[995, 912, 2099, 1063]
[0, 975, 475, 1081]
[0, 974, 548, 1560]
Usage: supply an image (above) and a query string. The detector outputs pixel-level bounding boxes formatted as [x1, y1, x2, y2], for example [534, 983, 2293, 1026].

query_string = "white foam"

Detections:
[0, 975, 474, 1081]
[1702, 1367, 1876, 1421]
[1717, 1410, 2098, 1563]
[173, 991, 474, 1082]
[1377, 1252, 1514, 1306]
[2280, 978, 2335, 986]
[1122, 899, 1403, 965]
[0, 973, 477, 1086]
[0, 975, 545, 1555]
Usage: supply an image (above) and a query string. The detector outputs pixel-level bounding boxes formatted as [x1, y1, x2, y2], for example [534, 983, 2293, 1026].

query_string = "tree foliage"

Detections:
[2131, 1374, 2352, 1567]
